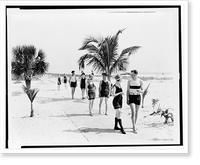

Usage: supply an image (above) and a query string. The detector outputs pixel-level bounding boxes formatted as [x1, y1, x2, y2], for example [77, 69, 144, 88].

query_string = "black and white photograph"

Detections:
[0, 1, 188, 153]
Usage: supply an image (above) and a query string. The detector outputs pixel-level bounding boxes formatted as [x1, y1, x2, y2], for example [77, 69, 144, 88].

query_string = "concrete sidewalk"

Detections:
[9, 78, 176, 148]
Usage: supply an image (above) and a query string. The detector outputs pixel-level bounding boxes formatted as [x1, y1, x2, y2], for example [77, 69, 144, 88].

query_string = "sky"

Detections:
[7, 8, 178, 75]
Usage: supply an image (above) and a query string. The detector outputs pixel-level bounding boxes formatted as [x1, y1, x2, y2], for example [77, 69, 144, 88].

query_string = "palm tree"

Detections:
[11, 45, 49, 89]
[22, 85, 39, 117]
[78, 29, 141, 80]
[142, 83, 151, 108]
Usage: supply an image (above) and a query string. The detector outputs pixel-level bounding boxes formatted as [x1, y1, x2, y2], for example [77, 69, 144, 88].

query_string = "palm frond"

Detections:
[113, 28, 127, 42]
[120, 46, 141, 56]
[22, 45, 36, 62]
[78, 54, 90, 70]
[36, 49, 45, 61]
[33, 61, 49, 76]
[79, 28, 141, 77]
[12, 45, 49, 79]
[22, 85, 39, 103]
[142, 83, 151, 99]
[86, 54, 106, 72]
[80, 44, 99, 54]
[33, 50, 49, 76]
[79, 36, 99, 50]
[11, 61, 25, 76]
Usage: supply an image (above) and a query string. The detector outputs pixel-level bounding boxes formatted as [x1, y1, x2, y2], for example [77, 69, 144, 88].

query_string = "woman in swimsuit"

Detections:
[63, 73, 68, 89]
[87, 74, 96, 116]
[69, 70, 77, 99]
[98, 73, 111, 115]
[112, 74, 126, 134]
[126, 70, 143, 134]
[80, 72, 86, 99]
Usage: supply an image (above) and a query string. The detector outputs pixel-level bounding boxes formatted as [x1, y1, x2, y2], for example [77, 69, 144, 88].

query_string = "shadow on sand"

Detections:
[63, 127, 119, 134]
[12, 91, 23, 97]
[67, 113, 90, 117]
[37, 97, 87, 104]
[49, 113, 90, 118]
[144, 122, 174, 128]
[37, 97, 75, 104]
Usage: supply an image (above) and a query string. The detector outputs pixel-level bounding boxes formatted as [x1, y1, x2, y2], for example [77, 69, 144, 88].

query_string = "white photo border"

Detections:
[0, 1, 188, 154]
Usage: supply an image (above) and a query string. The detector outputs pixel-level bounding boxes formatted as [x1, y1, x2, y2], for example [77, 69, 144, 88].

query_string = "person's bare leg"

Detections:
[116, 109, 120, 119]
[72, 88, 74, 99]
[83, 89, 86, 99]
[91, 100, 94, 112]
[105, 97, 108, 115]
[81, 89, 84, 99]
[135, 105, 140, 124]
[89, 100, 93, 116]
[99, 97, 103, 114]
[130, 103, 137, 133]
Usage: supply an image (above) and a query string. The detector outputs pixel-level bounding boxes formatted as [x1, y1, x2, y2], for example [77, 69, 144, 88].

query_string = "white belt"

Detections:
[129, 93, 140, 96]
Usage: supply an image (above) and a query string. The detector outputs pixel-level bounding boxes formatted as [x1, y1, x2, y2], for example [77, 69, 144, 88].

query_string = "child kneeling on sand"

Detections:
[112, 74, 126, 134]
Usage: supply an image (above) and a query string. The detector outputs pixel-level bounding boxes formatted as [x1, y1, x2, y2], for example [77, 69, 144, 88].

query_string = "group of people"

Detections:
[57, 70, 143, 134]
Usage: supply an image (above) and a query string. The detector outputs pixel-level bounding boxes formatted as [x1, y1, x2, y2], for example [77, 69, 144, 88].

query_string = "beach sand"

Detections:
[9, 75, 179, 148]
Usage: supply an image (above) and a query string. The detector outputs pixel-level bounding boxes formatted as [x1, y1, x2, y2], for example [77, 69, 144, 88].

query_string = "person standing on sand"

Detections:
[112, 74, 126, 134]
[69, 70, 77, 99]
[86, 74, 96, 116]
[57, 74, 61, 90]
[126, 70, 143, 134]
[63, 73, 68, 89]
[80, 72, 86, 99]
[99, 73, 111, 115]
[91, 70, 94, 76]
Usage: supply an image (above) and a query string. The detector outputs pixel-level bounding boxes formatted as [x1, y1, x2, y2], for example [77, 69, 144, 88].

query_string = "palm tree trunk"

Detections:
[30, 103, 34, 117]
[107, 69, 111, 81]
[25, 77, 31, 89]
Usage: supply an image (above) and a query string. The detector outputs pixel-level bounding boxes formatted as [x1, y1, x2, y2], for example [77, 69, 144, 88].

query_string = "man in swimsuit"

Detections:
[126, 70, 143, 134]
[98, 73, 111, 115]
[63, 73, 68, 89]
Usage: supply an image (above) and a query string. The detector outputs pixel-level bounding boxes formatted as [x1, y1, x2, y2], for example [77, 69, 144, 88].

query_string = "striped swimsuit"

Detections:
[129, 79, 141, 105]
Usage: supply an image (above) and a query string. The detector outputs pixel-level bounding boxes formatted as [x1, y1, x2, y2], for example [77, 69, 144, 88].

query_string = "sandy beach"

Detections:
[9, 74, 179, 148]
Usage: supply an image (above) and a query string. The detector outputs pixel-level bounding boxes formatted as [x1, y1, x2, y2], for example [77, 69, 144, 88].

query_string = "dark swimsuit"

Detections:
[63, 76, 67, 83]
[80, 77, 86, 89]
[129, 85, 141, 105]
[57, 77, 61, 85]
[112, 85, 123, 109]
[100, 80, 109, 97]
[87, 83, 96, 100]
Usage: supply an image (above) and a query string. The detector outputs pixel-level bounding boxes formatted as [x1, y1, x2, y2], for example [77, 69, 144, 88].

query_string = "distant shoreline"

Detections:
[11, 72, 173, 81]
